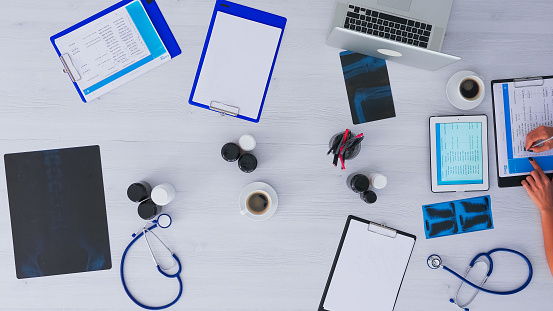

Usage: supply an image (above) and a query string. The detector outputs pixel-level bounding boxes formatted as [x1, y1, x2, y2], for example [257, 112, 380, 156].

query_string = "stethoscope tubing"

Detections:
[120, 224, 183, 310]
[443, 248, 533, 296]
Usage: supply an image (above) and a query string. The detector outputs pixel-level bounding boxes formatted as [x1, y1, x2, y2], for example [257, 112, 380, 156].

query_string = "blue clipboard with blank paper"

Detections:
[189, 0, 286, 123]
[50, 0, 181, 103]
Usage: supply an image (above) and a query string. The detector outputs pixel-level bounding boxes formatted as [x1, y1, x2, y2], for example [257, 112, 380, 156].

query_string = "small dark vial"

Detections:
[361, 190, 377, 204]
[238, 153, 258, 173]
[349, 174, 370, 193]
[127, 182, 151, 203]
[138, 199, 161, 220]
[221, 143, 241, 162]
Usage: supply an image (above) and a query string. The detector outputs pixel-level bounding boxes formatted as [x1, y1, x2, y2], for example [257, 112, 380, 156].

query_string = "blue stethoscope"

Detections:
[427, 248, 533, 311]
[120, 214, 183, 310]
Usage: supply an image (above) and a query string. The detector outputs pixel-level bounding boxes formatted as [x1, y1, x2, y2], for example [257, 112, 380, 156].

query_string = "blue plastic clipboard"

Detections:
[50, 0, 181, 103]
[188, 0, 286, 123]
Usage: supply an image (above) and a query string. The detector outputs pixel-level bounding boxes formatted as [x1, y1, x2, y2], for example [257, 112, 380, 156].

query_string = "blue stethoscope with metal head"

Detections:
[120, 214, 183, 310]
[427, 248, 533, 311]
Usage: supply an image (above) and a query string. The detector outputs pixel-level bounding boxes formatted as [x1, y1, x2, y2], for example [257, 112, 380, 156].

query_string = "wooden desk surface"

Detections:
[1, 0, 552, 310]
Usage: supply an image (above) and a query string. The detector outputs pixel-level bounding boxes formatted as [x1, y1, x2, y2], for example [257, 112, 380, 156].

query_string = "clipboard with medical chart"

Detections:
[50, 0, 181, 103]
[491, 76, 553, 187]
[318, 215, 416, 311]
[188, 0, 286, 123]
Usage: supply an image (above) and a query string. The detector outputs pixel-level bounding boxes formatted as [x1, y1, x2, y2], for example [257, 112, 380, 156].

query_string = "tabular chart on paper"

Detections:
[511, 85, 553, 158]
[436, 122, 483, 185]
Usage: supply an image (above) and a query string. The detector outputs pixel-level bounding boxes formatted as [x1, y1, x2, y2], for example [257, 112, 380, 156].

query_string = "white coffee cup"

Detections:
[239, 182, 278, 221]
[151, 183, 176, 206]
[241, 190, 271, 216]
[369, 173, 387, 189]
[446, 70, 485, 110]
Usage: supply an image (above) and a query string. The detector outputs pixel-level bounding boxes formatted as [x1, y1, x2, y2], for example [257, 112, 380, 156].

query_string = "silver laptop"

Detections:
[326, 0, 460, 70]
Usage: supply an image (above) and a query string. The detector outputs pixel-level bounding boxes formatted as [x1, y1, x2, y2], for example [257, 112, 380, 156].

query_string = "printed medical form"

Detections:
[54, 0, 170, 101]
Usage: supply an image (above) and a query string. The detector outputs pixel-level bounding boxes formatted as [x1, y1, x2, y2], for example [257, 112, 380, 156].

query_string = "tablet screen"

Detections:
[436, 122, 483, 185]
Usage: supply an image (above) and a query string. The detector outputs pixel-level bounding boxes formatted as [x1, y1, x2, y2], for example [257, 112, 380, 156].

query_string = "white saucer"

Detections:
[446, 70, 485, 110]
[239, 182, 278, 221]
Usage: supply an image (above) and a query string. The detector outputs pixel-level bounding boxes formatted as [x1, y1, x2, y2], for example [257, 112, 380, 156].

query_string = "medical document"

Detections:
[436, 122, 483, 185]
[511, 85, 553, 158]
[54, 0, 170, 102]
[493, 80, 553, 176]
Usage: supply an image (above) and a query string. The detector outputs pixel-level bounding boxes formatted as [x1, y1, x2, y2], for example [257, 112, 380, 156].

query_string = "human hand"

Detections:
[522, 157, 553, 214]
[525, 126, 553, 152]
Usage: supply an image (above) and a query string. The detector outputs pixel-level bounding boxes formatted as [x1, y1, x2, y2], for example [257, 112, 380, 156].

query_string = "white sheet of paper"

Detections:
[192, 12, 282, 120]
[323, 220, 414, 311]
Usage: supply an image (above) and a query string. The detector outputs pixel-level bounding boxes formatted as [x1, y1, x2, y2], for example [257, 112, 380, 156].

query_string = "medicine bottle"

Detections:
[127, 182, 151, 203]
[347, 174, 370, 193]
[221, 143, 241, 162]
[361, 190, 377, 204]
[238, 153, 258, 173]
[137, 199, 162, 220]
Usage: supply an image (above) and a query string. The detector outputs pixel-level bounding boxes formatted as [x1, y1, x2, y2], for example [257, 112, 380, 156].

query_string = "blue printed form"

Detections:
[53, 0, 170, 102]
[498, 83, 553, 175]
[436, 122, 483, 185]
[422, 196, 493, 239]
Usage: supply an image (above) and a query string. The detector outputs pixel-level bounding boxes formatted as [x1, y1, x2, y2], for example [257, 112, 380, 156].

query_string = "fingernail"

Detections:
[529, 157, 534, 162]
[524, 147, 527, 151]
[528, 149, 534, 152]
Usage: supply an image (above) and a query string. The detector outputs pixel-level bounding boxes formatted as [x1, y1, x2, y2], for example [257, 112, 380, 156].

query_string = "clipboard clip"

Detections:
[210, 101, 240, 117]
[513, 77, 544, 88]
[368, 222, 397, 238]
[60, 53, 81, 83]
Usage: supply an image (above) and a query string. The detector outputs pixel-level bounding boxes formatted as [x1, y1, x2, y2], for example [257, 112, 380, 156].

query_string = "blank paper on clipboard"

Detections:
[191, 12, 282, 120]
[320, 216, 416, 311]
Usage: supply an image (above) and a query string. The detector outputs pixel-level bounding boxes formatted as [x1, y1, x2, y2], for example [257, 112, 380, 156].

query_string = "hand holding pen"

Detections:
[526, 126, 553, 153]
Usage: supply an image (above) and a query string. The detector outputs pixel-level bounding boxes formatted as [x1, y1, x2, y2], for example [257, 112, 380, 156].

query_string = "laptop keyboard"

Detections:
[344, 4, 432, 49]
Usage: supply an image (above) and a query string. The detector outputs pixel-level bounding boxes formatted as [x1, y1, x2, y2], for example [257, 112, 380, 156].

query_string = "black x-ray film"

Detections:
[422, 196, 493, 239]
[5, 146, 111, 278]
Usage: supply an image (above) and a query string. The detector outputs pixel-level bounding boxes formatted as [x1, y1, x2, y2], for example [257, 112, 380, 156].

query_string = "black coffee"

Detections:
[460, 78, 481, 100]
[247, 191, 270, 214]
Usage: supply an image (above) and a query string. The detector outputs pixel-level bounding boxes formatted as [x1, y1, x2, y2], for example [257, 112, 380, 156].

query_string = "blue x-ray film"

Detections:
[422, 195, 493, 239]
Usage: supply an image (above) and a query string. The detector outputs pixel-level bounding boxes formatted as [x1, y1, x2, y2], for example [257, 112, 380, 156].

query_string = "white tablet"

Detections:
[430, 116, 489, 192]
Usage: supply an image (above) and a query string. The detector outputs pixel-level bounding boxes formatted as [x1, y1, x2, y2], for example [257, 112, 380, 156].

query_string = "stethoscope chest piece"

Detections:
[427, 254, 442, 269]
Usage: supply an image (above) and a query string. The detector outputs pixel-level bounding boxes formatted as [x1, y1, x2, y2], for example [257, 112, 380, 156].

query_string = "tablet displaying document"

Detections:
[492, 77, 553, 187]
[430, 116, 489, 192]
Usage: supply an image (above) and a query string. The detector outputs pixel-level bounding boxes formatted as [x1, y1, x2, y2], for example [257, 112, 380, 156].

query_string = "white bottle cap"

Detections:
[369, 173, 387, 189]
[239, 134, 256, 152]
[151, 183, 176, 206]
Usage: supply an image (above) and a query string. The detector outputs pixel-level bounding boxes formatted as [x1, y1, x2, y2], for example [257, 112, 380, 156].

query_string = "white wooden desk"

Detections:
[1, 0, 552, 310]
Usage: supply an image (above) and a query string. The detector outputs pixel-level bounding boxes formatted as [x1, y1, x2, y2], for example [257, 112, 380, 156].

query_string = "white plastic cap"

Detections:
[151, 183, 176, 206]
[369, 173, 387, 189]
[239, 134, 256, 152]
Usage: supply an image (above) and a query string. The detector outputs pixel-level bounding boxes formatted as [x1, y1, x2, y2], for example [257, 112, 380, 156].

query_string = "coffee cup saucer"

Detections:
[239, 182, 278, 221]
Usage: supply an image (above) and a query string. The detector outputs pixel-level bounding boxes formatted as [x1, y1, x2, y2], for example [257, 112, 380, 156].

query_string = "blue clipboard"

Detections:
[188, 0, 286, 123]
[50, 0, 181, 103]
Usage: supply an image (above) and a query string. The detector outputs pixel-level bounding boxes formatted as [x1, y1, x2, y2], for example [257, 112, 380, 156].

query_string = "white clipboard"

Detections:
[319, 216, 416, 311]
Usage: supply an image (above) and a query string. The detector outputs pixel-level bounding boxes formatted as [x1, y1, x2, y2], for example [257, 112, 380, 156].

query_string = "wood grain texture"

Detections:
[0, 0, 552, 309]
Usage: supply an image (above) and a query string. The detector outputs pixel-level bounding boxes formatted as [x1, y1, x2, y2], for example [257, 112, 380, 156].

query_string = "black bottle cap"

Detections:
[127, 182, 151, 203]
[138, 199, 160, 220]
[361, 190, 377, 204]
[351, 174, 370, 193]
[221, 143, 241, 162]
[238, 153, 257, 173]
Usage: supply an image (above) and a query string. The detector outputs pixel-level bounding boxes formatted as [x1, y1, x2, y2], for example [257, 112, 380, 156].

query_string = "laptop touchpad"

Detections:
[377, 0, 412, 12]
